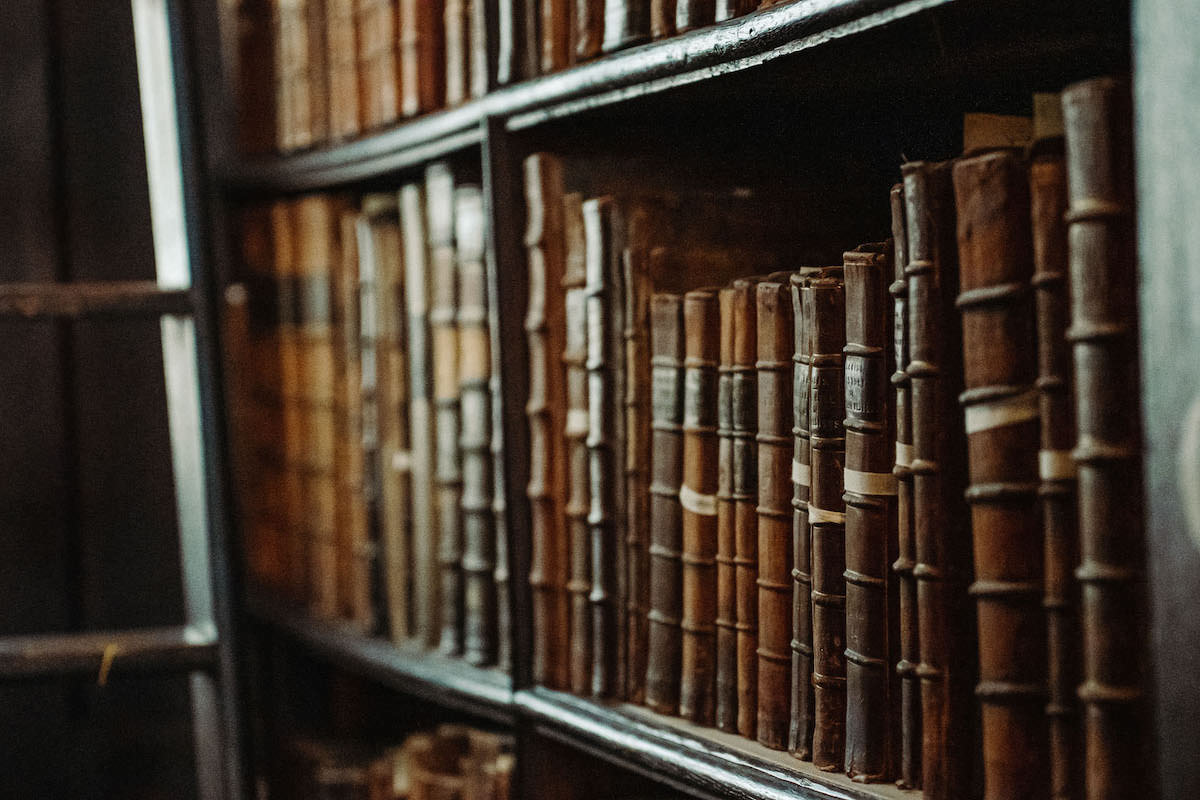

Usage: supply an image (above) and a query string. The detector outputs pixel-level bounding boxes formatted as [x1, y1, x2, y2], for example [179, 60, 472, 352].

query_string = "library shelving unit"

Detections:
[176, 0, 1200, 797]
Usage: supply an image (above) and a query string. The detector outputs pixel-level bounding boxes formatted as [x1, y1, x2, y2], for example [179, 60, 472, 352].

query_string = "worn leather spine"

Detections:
[305, 0, 329, 144]
[524, 155, 571, 688]
[428, 163, 465, 655]
[574, 0, 604, 61]
[400, 0, 447, 116]
[953, 149, 1049, 800]
[325, 0, 361, 141]
[235, 0, 277, 154]
[356, 0, 400, 129]
[1062, 76, 1147, 800]
[755, 278, 793, 750]
[468, 0, 491, 99]
[540, 0, 571, 72]
[1030, 96, 1082, 800]
[650, 0, 675, 38]
[890, 183, 921, 790]
[715, 286, 738, 732]
[843, 244, 897, 782]
[903, 159, 974, 800]
[645, 292, 685, 714]
[444, 0, 471, 105]
[603, 0, 651, 52]
[674, 0, 714, 33]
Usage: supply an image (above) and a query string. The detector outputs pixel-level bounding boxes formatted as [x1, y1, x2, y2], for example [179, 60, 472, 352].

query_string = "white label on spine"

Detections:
[1039, 449, 1076, 480]
[844, 468, 897, 496]
[791, 459, 811, 487]
[808, 506, 846, 524]
[964, 389, 1039, 435]
[565, 408, 590, 435]
[679, 484, 717, 516]
[895, 442, 913, 467]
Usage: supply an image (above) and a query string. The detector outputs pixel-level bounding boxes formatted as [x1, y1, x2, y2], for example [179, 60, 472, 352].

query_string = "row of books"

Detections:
[521, 75, 1147, 800]
[228, 0, 779, 154]
[277, 725, 513, 799]
[225, 161, 511, 668]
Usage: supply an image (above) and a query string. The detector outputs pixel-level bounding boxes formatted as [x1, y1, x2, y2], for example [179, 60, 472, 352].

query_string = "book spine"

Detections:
[400, 0, 447, 117]
[235, 0, 277, 154]
[645, 292, 685, 715]
[843, 246, 896, 782]
[788, 271, 814, 759]
[469, 0, 491, 98]
[679, 288, 720, 725]
[562, 193, 593, 695]
[540, 0, 571, 72]
[713, 0, 753, 22]
[496, 0, 520, 85]
[355, 210, 385, 634]
[1062, 76, 1147, 800]
[755, 278, 793, 750]
[306, 0, 329, 144]
[524, 155, 571, 688]
[903, 159, 973, 800]
[457, 187, 497, 666]
[674, 0, 713, 33]
[602, 0, 651, 52]
[889, 184, 921, 789]
[428, 164, 465, 655]
[1030, 117, 1082, 800]
[624, 245, 651, 705]
[325, 0, 361, 141]
[574, 0, 604, 61]
[715, 287, 738, 732]
[731, 278, 759, 738]
[649, 0, 675, 39]
[445, 0, 471, 105]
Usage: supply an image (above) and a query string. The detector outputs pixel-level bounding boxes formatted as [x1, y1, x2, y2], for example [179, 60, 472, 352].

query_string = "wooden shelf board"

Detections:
[246, 591, 514, 724]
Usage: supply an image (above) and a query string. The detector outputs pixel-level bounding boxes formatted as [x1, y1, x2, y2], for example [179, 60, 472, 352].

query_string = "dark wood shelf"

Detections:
[245, 591, 514, 724]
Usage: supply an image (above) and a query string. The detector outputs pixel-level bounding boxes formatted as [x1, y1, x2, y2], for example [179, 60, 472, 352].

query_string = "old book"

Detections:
[400, 0, 447, 116]
[540, 0, 571, 72]
[889, 183, 921, 789]
[400, 182, 440, 646]
[574, 0, 604, 61]
[445, 0, 472, 105]
[755, 277, 793, 750]
[902, 158, 973, 800]
[650, 0, 674, 38]
[715, 286, 738, 732]
[674, 0, 713, 32]
[468, 0, 492, 99]
[495, 0, 523, 85]
[1062, 76, 1147, 800]
[731, 277, 759, 738]
[679, 288, 720, 724]
[326, 0, 361, 142]
[953, 147, 1048, 800]
[357, 0, 401, 128]
[306, 0, 330, 144]
[457, 186, 497, 665]
[713, 0, 752, 22]
[1030, 91, 1081, 800]
[428, 162, 465, 655]
[524, 154, 571, 688]
[274, 0, 311, 151]
[843, 244, 897, 782]
[602, 0, 650, 52]
[562, 192, 593, 694]
[236, 0, 277, 154]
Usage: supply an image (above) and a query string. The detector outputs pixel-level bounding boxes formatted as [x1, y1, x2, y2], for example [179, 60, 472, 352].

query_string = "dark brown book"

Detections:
[645, 292, 685, 715]
[731, 277, 759, 739]
[715, 286, 738, 732]
[902, 159, 973, 800]
[679, 288, 721, 724]
[650, 0, 674, 38]
[1062, 76, 1148, 800]
[400, 181, 440, 646]
[401, 0, 447, 116]
[755, 277, 793, 750]
[889, 183, 921, 790]
[603, 0, 650, 52]
[953, 147, 1048, 800]
[574, 0, 604, 61]
[306, 0, 330, 145]
[713, 0, 753, 21]
[563, 192, 593, 695]
[674, 0, 713, 32]
[1030, 92, 1082, 800]
[326, 0, 361, 141]
[445, 0, 471, 105]
[843, 244, 897, 782]
[457, 186, 497, 666]
[524, 154, 571, 688]
[428, 162, 465, 655]
[234, 0, 277, 154]
[540, 0, 571, 72]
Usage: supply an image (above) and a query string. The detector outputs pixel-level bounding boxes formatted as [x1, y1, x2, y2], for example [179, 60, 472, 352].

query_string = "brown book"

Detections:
[326, 0, 361, 142]
[755, 277, 793, 750]
[428, 163, 465, 655]
[306, 0, 330, 144]
[713, 0, 752, 22]
[650, 0, 674, 38]
[674, 0, 713, 32]
[400, 181, 441, 646]
[1030, 92, 1082, 800]
[562, 192, 593, 694]
[357, 0, 401, 128]
[574, 0, 604, 61]
[273, 1, 311, 151]
[444, 0, 471, 105]
[953, 147, 1048, 800]
[715, 286, 738, 732]
[843, 244, 897, 782]
[679, 288, 721, 724]
[1062, 76, 1148, 800]
[902, 158, 973, 800]
[540, 0, 571, 72]
[524, 154, 571, 688]
[731, 277, 759, 738]
[400, 0, 447, 116]
[602, 0, 651, 52]
[889, 183, 921, 789]
[236, 0, 278, 154]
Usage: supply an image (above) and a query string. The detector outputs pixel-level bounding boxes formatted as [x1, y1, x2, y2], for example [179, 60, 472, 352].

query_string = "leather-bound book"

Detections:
[305, 0, 329, 144]
[495, 0, 526, 86]
[755, 277, 793, 750]
[234, 0, 277, 154]
[400, 181, 441, 646]
[674, 0, 713, 33]
[889, 183, 921, 789]
[562, 192, 593, 695]
[1030, 92, 1081, 800]
[583, 196, 622, 698]
[457, 186, 498, 665]
[574, 0, 604, 61]
[731, 277, 759, 738]
[445, 0, 472, 105]
[902, 159, 973, 800]
[428, 163, 465, 655]
[540, 0, 571, 72]
[715, 286, 738, 731]
[679, 288, 721, 724]
[326, 0, 361, 142]
[645, 292, 685, 714]
[713, 0, 753, 22]
[953, 147, 1048, 800]
[602, 0, 651, 53]
[843, 244, 897, 782]
[400, 0, 447, 116]
[524, 154, 571, 688]
[1062, 76, 1147, 800]
[468, 0, 492, 98]
[357, 0, 401, 128]
[650, 0, 674, 39]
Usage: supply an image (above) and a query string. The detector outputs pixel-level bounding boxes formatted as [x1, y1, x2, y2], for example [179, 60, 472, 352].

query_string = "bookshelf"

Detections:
[178, 0, 1200, 798]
